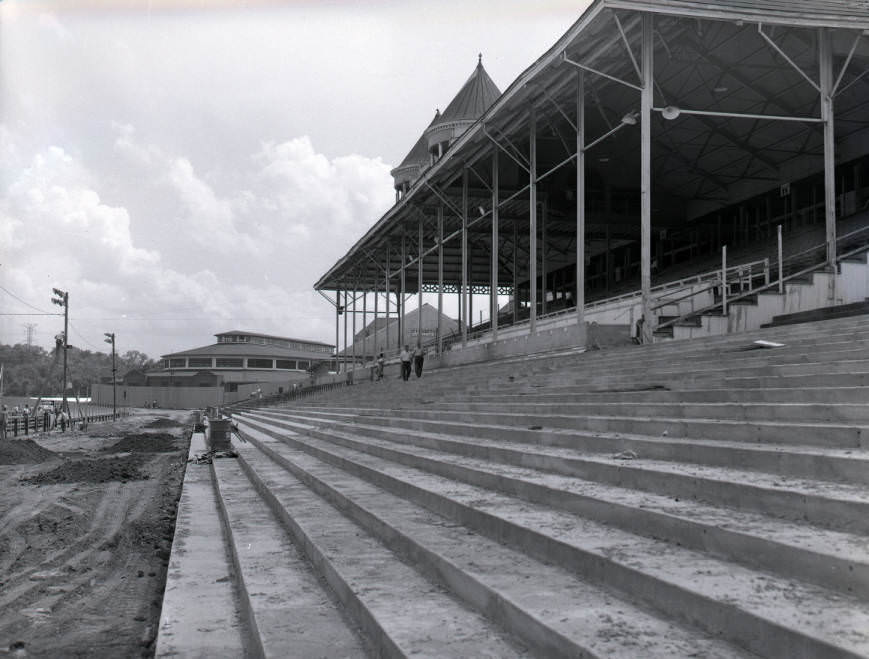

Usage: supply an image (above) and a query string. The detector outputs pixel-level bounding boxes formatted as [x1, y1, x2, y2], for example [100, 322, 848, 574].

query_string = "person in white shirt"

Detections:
[399, 345, 412, 381]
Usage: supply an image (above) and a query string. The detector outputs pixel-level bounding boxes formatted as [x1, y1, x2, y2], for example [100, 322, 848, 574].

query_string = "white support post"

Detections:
[335, 288, 340, 374]
[462, 168, 469, 346]
[541, 197, 547, 316]
[512, 221, 518, 324]
[492, 149, 500, 341]
[777, 224, 784, 293]
[820, 27, 837, 268]
[362, 290, 367, 366]
[640, 12, 654, 344]
[721, 245, 728, 317]
[373, 280, 379, 358]
[400, 235, 406, 349]
[529, 108, 538, 334]
[576, 70, 586, 329]
[437, 206, 444, 355]
[343, 288, 348, 373]
[351, 286, 357, 370]
[385, 246, 391, 352]
[418, 216, 424, 343]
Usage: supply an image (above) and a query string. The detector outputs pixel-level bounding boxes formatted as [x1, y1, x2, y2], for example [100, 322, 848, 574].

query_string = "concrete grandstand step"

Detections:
[239, 412, 869, 600]
[234, 418, 869, 659]
[155, 433, 247, 659]
[210, 457, 369, 657]
[457, 386, 869, 404]
[291, 404, 868, 449]
[232, 426, 743, 659]
[247, 410, 869, 528]
[225, 446, 532, 659]
[419, 400, 869, 424]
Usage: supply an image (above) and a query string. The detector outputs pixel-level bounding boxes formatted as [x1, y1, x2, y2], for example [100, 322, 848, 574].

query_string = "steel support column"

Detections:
[335, 289, 340, 373]
[385, 246, 391, 352]
[343, 288, 348, 372]
[820, 27, 837, 268]
[351, 285, 357, 369]
[640, 13, 654, 343]
[512, 221, 518, 324]
[541, 197, 547, 316]
[462, 168, 469, 345]
[373, 280, 379, 356]
[491, 149, 500, 341]
[400, 234, 406, 348]
[361, 289, 367, 365]
[418, 217, 424, 343]
[437, 206, 444, 354]
[529, 108, 538, 334]
[576, 70, 586, 328]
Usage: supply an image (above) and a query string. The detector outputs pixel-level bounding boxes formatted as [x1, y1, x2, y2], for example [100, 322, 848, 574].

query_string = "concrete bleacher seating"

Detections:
[157, 314, 869, 658]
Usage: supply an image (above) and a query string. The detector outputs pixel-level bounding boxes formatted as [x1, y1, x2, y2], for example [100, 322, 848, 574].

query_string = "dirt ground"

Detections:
[0, 410, 192, 658]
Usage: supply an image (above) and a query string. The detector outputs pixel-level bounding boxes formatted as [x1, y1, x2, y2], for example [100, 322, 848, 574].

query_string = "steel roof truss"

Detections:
[833, 31, 865, 95]
[563, 52, 643, 91]
[613, 10, 643, 83]
[757, 23, 820, 93]
[482, 125, 530, 173]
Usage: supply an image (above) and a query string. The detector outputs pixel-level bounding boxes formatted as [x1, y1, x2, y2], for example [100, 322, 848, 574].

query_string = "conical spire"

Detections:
[437, 55, 500, 124]
[426, 55, 501, 158]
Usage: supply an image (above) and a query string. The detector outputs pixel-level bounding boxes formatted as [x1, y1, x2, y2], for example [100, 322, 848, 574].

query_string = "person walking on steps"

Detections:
[376, 352, 385, 381]
[400, 344, 412, 381]
[413, 342, 425, 378]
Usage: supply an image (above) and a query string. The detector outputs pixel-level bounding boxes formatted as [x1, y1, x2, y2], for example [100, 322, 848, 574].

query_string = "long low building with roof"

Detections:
[92, 330, 335, 408]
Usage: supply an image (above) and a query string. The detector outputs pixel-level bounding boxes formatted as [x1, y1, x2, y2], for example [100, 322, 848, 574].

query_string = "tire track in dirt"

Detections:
[0, 474, 158, 639]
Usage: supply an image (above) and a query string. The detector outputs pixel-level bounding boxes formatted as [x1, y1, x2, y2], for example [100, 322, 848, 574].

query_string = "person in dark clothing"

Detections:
[412, 342, 425, 378]
[376, 352, 385, 380]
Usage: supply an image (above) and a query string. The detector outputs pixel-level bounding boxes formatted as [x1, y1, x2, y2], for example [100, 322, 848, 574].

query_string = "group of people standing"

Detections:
[0, 402, 72, 439]
[374, 343, 426, 382]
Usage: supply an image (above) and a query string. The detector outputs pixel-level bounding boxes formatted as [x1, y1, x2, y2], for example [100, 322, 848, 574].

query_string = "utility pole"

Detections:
[51, 288, 69, 414]
[104, 332, 116, 420]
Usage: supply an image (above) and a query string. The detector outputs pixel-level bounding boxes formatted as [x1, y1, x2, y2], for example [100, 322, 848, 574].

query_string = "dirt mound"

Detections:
[145, 418, 183, 429]
[0, 440, 57, 465]
[103, 433, 179, 453]
[22, 455, 150, 485]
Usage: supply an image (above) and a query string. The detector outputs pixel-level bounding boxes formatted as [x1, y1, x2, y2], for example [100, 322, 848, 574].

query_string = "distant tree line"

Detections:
[0, 343, 156, 396]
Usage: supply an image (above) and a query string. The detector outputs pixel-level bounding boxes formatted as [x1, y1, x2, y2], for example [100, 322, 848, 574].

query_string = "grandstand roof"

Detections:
[315, 0, 869, 295]
[606, 0, 869, 29]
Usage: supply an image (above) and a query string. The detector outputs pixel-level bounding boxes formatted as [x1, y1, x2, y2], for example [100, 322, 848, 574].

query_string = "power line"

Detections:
[0, 285, 54, 314]
[68, 320, 104, 352]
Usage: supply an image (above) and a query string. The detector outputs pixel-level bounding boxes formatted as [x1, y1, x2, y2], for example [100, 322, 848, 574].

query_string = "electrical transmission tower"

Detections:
[23, 323, 37, 348]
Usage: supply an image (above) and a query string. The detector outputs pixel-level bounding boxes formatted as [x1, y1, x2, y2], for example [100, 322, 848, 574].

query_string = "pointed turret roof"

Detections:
[394, 110, 441, 172]
[437, 55, 501, 125]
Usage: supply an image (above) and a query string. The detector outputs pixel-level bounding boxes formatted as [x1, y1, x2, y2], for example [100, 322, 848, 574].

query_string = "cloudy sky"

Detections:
[0, 0, 586, 358]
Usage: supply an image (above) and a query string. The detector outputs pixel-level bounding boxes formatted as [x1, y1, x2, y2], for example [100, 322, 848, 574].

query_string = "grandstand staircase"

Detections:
[157, 315, 869, 659]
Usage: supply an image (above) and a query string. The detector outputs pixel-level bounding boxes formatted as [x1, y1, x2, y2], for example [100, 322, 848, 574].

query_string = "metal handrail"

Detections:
[656, 227, 869, 331]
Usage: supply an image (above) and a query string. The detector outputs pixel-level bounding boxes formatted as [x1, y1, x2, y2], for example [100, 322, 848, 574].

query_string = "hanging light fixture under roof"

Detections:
[661, 105, 681, 120]
[621, 111, 638, 125]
